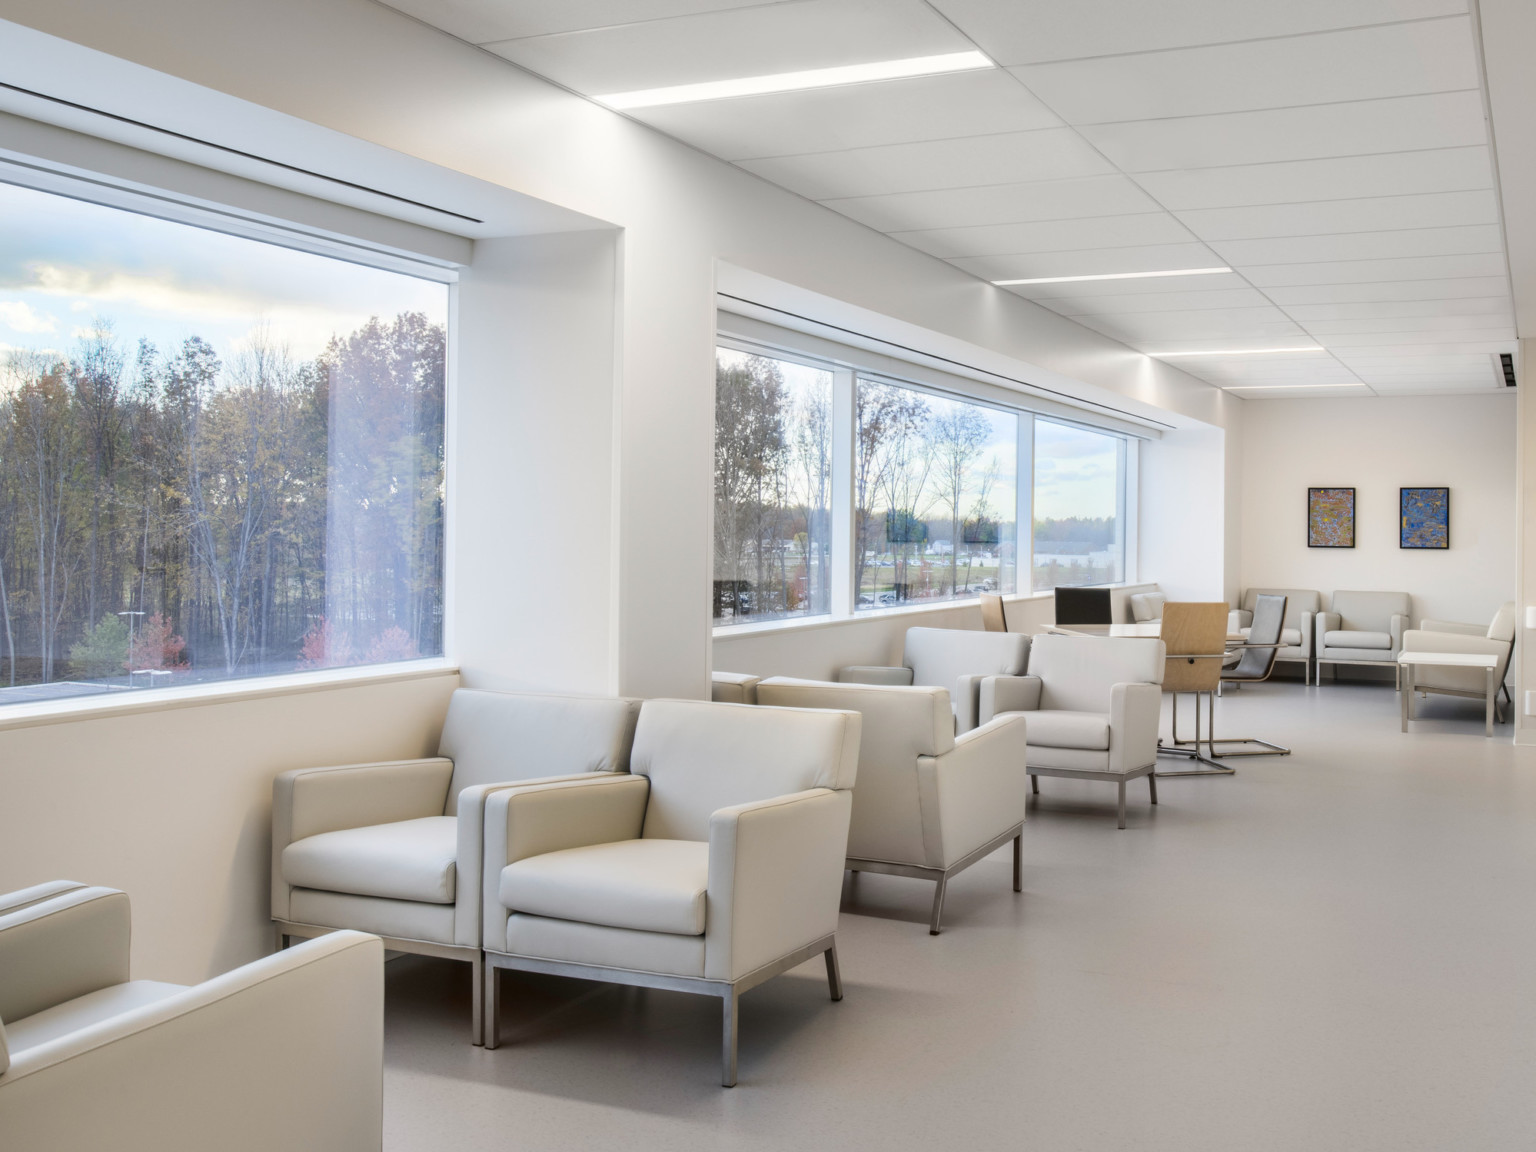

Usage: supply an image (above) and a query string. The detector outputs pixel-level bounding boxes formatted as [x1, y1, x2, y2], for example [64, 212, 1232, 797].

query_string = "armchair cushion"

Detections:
[283, 816, 458, 905]
[1020, 709, 1110, 751]
[836, 665, 914, 686]
[1238, 626, 1303, 646]
[1324, 630, 1392, 650]
[1129, 592, 1165, 622]
[500, 839, 708, 936]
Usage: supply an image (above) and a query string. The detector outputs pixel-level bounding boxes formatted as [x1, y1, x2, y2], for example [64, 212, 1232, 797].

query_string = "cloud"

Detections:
[0, 300, 56, 333]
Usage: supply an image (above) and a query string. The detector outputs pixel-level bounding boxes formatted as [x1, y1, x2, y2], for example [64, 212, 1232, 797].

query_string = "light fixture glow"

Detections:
[596, 51, 992, 110]
[991, 267, 1231, 286]
[1151, 346, 1326, 357]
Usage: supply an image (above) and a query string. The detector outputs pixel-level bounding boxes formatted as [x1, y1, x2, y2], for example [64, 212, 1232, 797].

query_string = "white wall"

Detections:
[1240, 394, 1516, 625]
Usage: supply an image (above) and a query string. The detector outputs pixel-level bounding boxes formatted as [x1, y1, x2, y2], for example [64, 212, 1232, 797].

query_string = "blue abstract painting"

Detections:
[1400, 487, 1448, 549]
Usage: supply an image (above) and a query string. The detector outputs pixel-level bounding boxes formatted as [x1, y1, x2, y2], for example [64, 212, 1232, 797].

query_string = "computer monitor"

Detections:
[1053, 586, 1113, 626]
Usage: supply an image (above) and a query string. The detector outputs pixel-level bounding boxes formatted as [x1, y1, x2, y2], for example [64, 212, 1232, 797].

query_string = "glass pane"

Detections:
[855, 378, 1016, 611]
[0, 182, 447, 705]
[1032, 418, 1125, 591]
[713, 349, 833, 625]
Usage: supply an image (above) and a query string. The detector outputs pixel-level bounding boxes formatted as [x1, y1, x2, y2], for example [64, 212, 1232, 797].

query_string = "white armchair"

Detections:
[1401, 601, 1516, 716]
[1128, 591, 1165, 623]
[980, 633, 1165, 828]
[272, 687, 640, 1044]
[481, 698, 861, 1086]
[0, 882, 382, 1151]
[757, 677, 1029, 934]
[1315, 590, 1411, 682]
[837, 625, 1029, 734]
[1229, 587, 1320, 683]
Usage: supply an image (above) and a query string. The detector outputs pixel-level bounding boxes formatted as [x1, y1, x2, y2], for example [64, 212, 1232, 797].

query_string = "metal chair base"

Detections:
[1157, 690, 1236, 776]
[847, 822, 1024, 934]
[483, 934, 841, 1086]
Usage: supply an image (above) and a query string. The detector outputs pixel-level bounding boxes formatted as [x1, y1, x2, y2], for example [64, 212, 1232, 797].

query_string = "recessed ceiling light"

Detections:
[992, 267, 1231, 286]
[596, 51, 993, 110]
[1152, 346, 1326, 357]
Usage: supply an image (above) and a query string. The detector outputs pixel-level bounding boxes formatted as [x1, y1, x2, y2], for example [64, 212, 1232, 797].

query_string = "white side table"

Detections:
[1397, 651, 1501, 737]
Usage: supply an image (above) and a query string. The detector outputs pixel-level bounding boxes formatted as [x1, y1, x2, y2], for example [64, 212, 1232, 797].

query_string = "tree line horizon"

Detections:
[0, 309, 446, 690]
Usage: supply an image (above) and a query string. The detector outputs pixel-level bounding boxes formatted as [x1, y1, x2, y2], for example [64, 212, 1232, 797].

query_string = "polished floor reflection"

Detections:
[383, 680, 1536, 1151]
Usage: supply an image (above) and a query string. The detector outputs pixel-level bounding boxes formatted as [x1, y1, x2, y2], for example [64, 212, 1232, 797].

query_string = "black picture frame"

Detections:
[1400, 487, 1449, 549]
[1307, 487, 1355, 548]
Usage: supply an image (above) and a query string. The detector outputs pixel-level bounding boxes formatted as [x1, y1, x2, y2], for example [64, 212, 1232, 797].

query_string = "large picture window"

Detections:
[1032, 418, 1126, 590]
[0, 181, 448, 705]
[713, 348, 832, 625]
[855, 378, 1016, 610]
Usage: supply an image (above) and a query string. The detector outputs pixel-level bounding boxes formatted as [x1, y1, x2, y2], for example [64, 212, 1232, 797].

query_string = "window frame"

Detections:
[713, 321, 1143, 636]
[0, 163, 461, 715]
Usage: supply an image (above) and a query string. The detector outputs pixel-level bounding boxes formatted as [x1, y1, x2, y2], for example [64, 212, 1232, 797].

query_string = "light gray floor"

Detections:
[383, 680, 1536, 1151]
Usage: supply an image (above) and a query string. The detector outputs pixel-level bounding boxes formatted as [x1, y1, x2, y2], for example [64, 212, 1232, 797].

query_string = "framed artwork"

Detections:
[1308, 487, 1355, 548]
[1400, 487, 1449, 549]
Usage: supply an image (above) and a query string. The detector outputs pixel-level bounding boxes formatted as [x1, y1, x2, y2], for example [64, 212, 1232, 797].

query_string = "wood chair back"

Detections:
[1160, 602, 1229, 693]
[979, 593, 1008, 633]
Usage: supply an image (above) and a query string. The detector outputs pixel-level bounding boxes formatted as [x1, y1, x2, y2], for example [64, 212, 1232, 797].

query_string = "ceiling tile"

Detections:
[1075, 311, 1306, 342]
[1243, 253, 1506, 286]
[378, 0, 790, 44]
[1209, 223, 1502, 265]
[890, 212, 1196, 259]
[925, 0, 1466, 65]
[1298, 309, 1513, 330]
[1265, 276, 1510, 303]
[1136, 147, 1493, 209]
[632, 70, 1061, 161]
[1011, 18, 1477, 125]
[1283, 297, 1510, 320]
[1318, 329, 1515, 347]
[1173, 190, 1499, 240]
[1032, 286, 1274, 313]
[1079, 91, 1487, 173]
[818, 174, 1161, 233]
[736, 129, 1114, 200]
[483, 0, 967, 93]
[948, 242, 1224, 281]
[1331, 341, 1515, 356]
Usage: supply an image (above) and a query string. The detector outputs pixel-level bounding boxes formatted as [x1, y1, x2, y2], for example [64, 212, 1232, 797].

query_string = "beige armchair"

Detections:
[980, 633, 1165, 828]
[1229, 587, 1320, 683]
[481, 698, 860, 1086]
[0, 882, 382, 1151]
[272, 687, 640, 1044]
[1401, 602, 1516, 717]
[838, 625, 1029, 734]
[756, 677, 1029, 934]
[1315, 590, 1411, 682]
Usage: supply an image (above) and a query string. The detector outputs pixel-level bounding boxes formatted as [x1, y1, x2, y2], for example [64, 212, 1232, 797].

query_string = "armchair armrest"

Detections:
[1390, 613, 1408, 652]
[1419, 619, 1484, 636]
[0, 931, 384, 1150]
[979, 674, 1042, 725]
[481, 775, 650, 951]
[272, 757, 453, 921]
[1296, 610, 1314, 655]
[837, 665, 914, 686]
[705, 788, 851, 982]
[1316, 611, 1339, 649]
[1109, 682, 1162, 774]
[0, 887, 131, 1026]
[1401, 630, 1510, 658]
[1230, 609, 1253, 631]
[916, 713, 1030, 869]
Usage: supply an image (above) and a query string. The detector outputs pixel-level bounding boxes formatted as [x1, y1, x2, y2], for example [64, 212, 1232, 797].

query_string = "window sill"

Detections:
[0, 659, 460, 733]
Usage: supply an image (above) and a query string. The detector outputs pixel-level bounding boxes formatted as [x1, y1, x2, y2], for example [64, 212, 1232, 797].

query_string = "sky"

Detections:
[1033, 418, 1121, 520]
[0, 180, 448, 375]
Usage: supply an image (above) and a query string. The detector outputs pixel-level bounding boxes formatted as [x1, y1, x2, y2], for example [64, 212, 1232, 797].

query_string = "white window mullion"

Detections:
[1019, 415, 1035, 596]
[831, 366, 856, 618]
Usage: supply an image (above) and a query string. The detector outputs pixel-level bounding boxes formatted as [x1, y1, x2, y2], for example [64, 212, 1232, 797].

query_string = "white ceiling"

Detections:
[381, 0, 1517, 398]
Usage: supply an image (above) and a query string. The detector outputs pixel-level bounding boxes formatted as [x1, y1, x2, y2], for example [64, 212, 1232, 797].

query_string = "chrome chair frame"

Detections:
[847, 821, 1024, 935]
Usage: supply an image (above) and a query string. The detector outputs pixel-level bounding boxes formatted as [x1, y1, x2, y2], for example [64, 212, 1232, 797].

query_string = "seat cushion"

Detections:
[1022, 709, 1111, 751]
[5, 980, 185, 1054]
[500, 839, 709, 936]
[283, 816, 458, 904]
[1324, 630, 1391, 650]
[1238, 627, 1303, 646]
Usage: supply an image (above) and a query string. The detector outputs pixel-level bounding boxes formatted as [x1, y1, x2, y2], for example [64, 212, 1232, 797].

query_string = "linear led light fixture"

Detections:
[1152, 345, 1326, 357]
[992, 267, 1230, 286]
[596, 51, 992, 110]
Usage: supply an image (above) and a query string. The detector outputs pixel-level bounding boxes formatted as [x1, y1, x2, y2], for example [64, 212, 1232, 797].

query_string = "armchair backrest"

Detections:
[437, 689, 641, 809]
[1028, 634, 1165, 712]
[1242, 587, 1319, 628]
[0, 886, 130, 1029]
[903, 627, 1028, 691]
[755, 679, 954, 864]
[1488, 601, 1517, 642]
[1330, 590, 1410, 631]
[630, 699, 861, 842]
[1129, 592, 1166, 623]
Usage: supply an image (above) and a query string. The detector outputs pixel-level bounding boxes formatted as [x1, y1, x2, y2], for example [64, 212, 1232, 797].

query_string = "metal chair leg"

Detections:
[1117, 780, 1127, 829]
[471, 951, 485, 1046]
[722, 988, 739, 1087]
[483, 963, 502, 1050]
[1030, 773, 1039, 795]
[824, 944, 843, 1001]
[1148, 770, 1158, 805]
[929, 875, 949, 935]
[1012, 833, 1023, 892]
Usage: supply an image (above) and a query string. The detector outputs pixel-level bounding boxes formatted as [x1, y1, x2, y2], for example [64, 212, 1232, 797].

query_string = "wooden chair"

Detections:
[979, 592, 1009, 633]
[1156, 602, 1233, 776]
